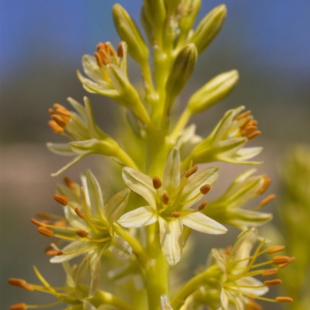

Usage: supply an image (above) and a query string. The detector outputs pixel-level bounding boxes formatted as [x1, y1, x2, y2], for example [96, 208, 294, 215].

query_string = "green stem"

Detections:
[170, 266, 219, 309]
[116, 147, 139, 169]
[169, 108, 192, 140]
[113, 223, 149, 266]
[91, 290, 134, 310]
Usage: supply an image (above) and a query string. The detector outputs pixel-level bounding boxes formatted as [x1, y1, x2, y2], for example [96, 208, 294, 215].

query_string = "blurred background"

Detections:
[1, 0, 310, 309]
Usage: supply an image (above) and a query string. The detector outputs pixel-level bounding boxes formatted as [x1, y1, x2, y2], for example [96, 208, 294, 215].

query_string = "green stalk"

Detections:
[91, 290, 134, 310]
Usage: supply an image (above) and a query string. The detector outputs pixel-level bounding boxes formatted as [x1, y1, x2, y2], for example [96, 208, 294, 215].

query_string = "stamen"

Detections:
[162, 192, 170, 205]
[246, 300, 262, 310]
[117, 42, 124, 57]
[38, 227, 54, 238]
[264, 279, 282, 287]
[198, 200, 208, 211]
[257, 174, 271, 194]
[267, 245, 285, 254]
[48, 108, 55, 115]
[224, 245, 232, 256]
[235, 110, 251, 120]
[8, 278, 33, 291]
[53, 220, 67, 227]
[10, 304, 27, 310]
[51, 114, 67, 128]
[260, 194, 276, 207]
[48, 120, 63, 134]
[53, 194, 69, 206]
[63, 176, 76, 189]
[171, 211, 181, 218]
[94, 52, 103, 67]
[247, 130, 261, 140]
[185, 166, 198, 178]
[262, 268, 277, 277]
[275, 297, 293, 303]
[75, 207, 86, 219]
[30, 218, 45, 227]
[76, 229, 89, 238]
[153, 176, 162, 189]
[98, 48, 110, 65]
[278, 256, 295, 269]
[272, 256, 290, 265]
[200, 184, 211, 195]
[46, 250, 63, 256]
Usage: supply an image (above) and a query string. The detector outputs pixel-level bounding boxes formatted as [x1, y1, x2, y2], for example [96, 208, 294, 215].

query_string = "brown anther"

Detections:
[30, 218, 45, 227]
[117, 42, 124, 57]
[272, 256, 290, 265]
[64, 176, 76, 189]
[198, 200, 208, 211]
[267, 245, 285, 254]
[8, 278, 34, 292]
[46, 250, 63, 256]
[75, 208, 86, 219]
[246, 300, 262, 310]
[98, 48, 110, 65]
[275, 297, 293, 303]
[53, 220, 67, 227]
[257, 174, 271, 194]
[247, 130, 261, 140]
[171, 211, 181, 218]
[48, 108, 55, 115]
[35, 212, 51, 219]
[278, 256, 295, 269]
[235, 110, 251, 120]
[38, 227, 54, 238]
[76, 229, 89, 238]
[10, 303, 27, 310]
[48, 120, 64, 134]
[51, 114, 67, 128]
[162, 192, 170, 205]
[200, 184, 211, 195]
[224, 245, 232, 256]
[94, 52, 103, 67]
[152, 176, 162, 189]
[44, 244, 54, 253]
[260, 194, 276, 207]
[185, 166, 198, 178]
[262, 268, 277, 277]
[264, 279, 282, 287]
[53, 194, 69, 206]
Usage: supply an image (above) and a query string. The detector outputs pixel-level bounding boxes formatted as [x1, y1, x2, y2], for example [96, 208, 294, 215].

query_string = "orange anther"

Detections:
[275, 297, 293, 303]
[152, 176, 162, 189]
[264, 279, 282, 287]
[272, 256, 290, 265]
[260, 194, 276, 207]
[38, 227, 54, 238]
[75, 208, 86, 219]
[64, 176, 76, 189]
[117, 42, 124, 57]
[53, 194, 69, 206]
[171, 211, 181, 218]
[51, 114, 67, 128]
[76, 229, 89, 238]
[235, 110, 251, 120]
[185, 166, 198, 178]
[48, 120, 64, 134]
[262, 268, 277, 277]
[94, 52, 103, 67]
[10, 303, 27, 310]
[46, 250, 63, 256]
[267, 245, 285, 254]
[200, 184, 211, 195]
[30, 218, 45, 227]
[247, 130, 261, 140]
[198, 200, 208, 211]
[162, 192, 170, 205]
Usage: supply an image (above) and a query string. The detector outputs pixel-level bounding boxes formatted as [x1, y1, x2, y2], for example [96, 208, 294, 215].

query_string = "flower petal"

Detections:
[235, 276, 268, 296]
[122, 167, 156, 206]
[159, 217, 183, 265]
[163, 148, 180, 193]
[118, 206, 157, 228]
[182, 212, 227, 234]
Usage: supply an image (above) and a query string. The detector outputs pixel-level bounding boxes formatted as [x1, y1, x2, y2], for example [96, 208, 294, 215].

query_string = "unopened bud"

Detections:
[144, 0, 166, 29]
[112, 4, 149, 65]
[189, 4, 227, 55]
[166, 44, 197, 107]
[187, 70, 239, 114]
[179, 0, 201, 33]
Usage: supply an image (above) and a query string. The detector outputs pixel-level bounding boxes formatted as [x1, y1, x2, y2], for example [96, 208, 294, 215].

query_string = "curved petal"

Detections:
[163, 148, 180, 193]
[159, 217, 183, 265]
[118, 206, 157, 228]
[122, 167, 156, 207]
[182, 212, 227, 234]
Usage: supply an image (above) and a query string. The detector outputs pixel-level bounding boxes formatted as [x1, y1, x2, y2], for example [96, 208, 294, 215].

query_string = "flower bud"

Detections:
[179, 0, 201, 33]
[112, 4, 149, 65]
[166, 43, 197, 102]
[187, 70, 239, 114]
[189, 4, 227, 55]
[143, 0, 166, 29]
